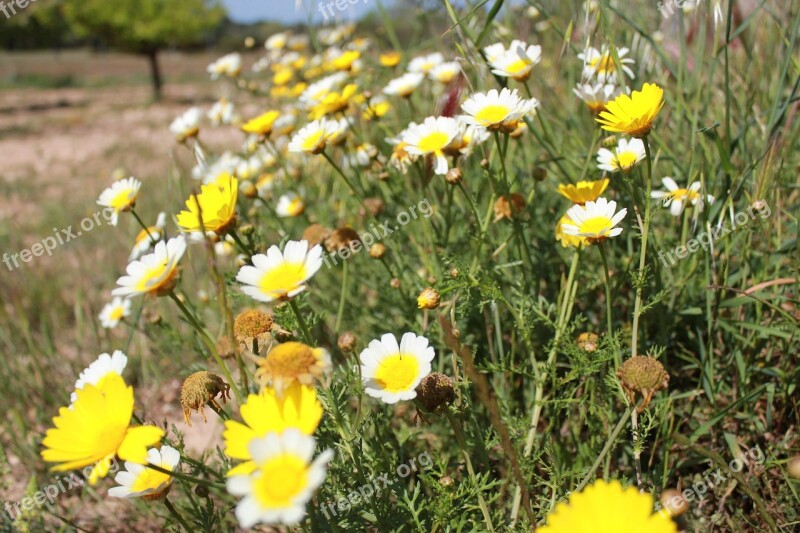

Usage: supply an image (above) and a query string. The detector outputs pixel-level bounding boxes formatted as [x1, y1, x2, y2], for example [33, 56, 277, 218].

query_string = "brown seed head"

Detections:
[180, 371, 231, 426]
[617, 356, 669, 412]
[415, 372, 455, 411]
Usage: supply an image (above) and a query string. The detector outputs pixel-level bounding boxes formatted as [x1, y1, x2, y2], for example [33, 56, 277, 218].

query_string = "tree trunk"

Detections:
[146, 49, 162, 100]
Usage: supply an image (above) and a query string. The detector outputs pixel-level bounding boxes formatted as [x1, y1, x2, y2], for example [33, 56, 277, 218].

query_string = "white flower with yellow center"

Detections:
[71, 350, 128, 404]
[99, 297, 132, 329]
[208, 98, 236, 126]
[109, 446, 180, 499]
[651, 177, 714, 216]
[383, 72, 425, 98]
[288, 119, 337, 154]
[112, 236, 187, 298]
[578, 46, 635, 83]
[483, 42, 507, 63]
[408, 52, 444, 74]
[596, 137, 646, 173]
[489, 40, 542, 81]
[573, 83, 626, 114]
[266, 32, 289, 51]
[129, 212, 166, 260]
[207, 53, 242, 80]
[429, 61, 462, 83]
[227, 430, 333, 527]
[359, 332, 436, 404]
[401, 116, 461, 175]
[169, 107, 203, 142]
[276, 193, 306, 218]
[97, 177, 142, 226]
[236, 240, 323, 303]
[562, 197, 627, 242]
[348, 144, 378, 167]
[300, 72, 347, 107]
[461, 88, 537, 131]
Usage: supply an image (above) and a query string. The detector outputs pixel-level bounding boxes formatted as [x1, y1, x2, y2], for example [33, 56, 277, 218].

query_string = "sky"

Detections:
[221, 0, 395, 24]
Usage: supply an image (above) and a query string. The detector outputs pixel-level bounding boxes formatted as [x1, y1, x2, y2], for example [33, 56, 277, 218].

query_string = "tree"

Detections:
[61, 0, 225, 99]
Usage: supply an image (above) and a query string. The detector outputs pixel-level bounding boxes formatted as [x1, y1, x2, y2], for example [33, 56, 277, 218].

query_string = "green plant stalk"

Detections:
[169, 291, 243, 403]
[322, 150, 361, 196]
[130, 208, 155, 243]
[598, 242, 619, 368]
[288, 299, 313, 343]
[575, 405, 635, 492]
[164, 497, 193, 532]
[334, 259, 348, 334]
[631, 137, 654, 358]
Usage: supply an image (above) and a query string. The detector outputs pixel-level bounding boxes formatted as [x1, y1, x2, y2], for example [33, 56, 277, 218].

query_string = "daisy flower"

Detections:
[450, 120, 492, 156]
[401, 116, 461, 175]
[108, 446, 180, 500]
[288, 119, 336, 154]
[208, 97, 236, 126]
[483, 42, 507, 63]
[224, 383, 323, 476]
[236, 240, 323, 302]
[241, 111, 282, 137]
[383, 72, 425, 98]
[276, 192, 305, 217]
[331, 49, 360, 71]
[112, 236, 187, 298]
[41, 373, 164, 485]
[429, 61, 462, 84]
[489, 40, 542, 81]
[597, 82, 665, 138]
[578, 46, 635, 83]
[98, 298, 132, 329]
[556, 214, 588, 248]
[255, 342, 332, 396]
[539, 479, 677, 533]
[226, 430, 333, 528]
[362, 97, 392, 121]
[573, 83, 626, 114]
[71, 350, 128, 404]
[408, 52, 444, 74]
[300, 72, 348, 108]
[129, 212, 167, 260]
[651, 177, 714, 216]
[562, 197, 627, 242]
[460, 88, 537, 131]
[309, 84, 359, 119]
[177, 174, 238, 235]
[557, 178, 610, 205]
[266, 32, 289, 51]
[169, 107, 203, 142]
[596, 138, 646, 172]
[379, 51, 401, 67]
[359, 332, 436, 404]
[97, 177, 141, 226]
[348, 143, 378, 167]
[207, 52, 242, 79]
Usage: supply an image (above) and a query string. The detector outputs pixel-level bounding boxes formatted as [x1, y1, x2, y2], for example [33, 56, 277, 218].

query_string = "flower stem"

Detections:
[598, 242, 619, 368]
[169, 292, 244, 403]
[130, 208, 155, 243]
[288, 299, 313, 343]
[322, 151, 360, 196]
[164, 497, 194, 532]
[631, 137, 654, 358]
[334, 259, 348, 334]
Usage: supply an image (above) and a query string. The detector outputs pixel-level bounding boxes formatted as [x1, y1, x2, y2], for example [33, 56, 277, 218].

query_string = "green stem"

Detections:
[169, 292, 244, 403]
[164, 497, 193, 532]
[130, 208, 155, 243]
[598, 242, 619, 369]
[322, 151, 360, 196]
[575, 405, 634, 492]
[289, 299, 313, 343]
[335, 259, 348, 334]
[631, 137, 653, 358]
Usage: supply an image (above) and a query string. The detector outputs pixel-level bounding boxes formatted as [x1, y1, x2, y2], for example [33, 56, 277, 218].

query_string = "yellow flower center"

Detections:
[418, 132, 450, 153]
[135, 261, 174, 292]
[615, 150, 639, 169]
[109, 307, 125, 321]
[374, 354, 420, 393]
[590, 53, 615, 74]
[506, 58, 532, 75]
[475, 105, 510, 126]
[259, 262, 308, 297]
[302, 130, 326, 151]
[578, 216, 613, 236]
[252, 454, 309, 508]
[131, 463, 171, 494]
[135, 227, 160, 245]
[110, 189, 135, 211]
[285, 198, 304, 216]
[670, 188, 699, 202]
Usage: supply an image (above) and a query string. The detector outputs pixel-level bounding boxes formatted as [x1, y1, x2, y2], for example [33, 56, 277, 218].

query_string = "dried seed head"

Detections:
[369, 243, 386, 259]
[415, 372, 455, 411]
[493, 194, 527, 222]
[255, 341, 332, 394]
[531, 166, 548, 181]
[417, 287, 441, 310]
[325, 227, 361, 253]
[576, 332, 600, 352]
[659, 489, 688, 517]
[362, 197, 385, 216]
[302, 223, 332, 248]
[439, 476, 454, 487]
[602, 135, 618, 148]
[180, 371, 231, 426]
[617, 356, 669, 412]
[234, 309, 273, 346]
[390, 278, 401, 289]
[239, 223, 256, 236]
[445, 168, 463, 185]
[449, 268, 459, 279]
[337, 331, 357, 352]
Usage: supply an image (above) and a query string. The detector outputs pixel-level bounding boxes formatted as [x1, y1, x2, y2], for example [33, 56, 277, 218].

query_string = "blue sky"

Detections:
[221, 0, 394, 24]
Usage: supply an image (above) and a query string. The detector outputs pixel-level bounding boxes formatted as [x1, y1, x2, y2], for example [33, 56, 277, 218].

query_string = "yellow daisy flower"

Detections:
[112, 236, 187, 298]
[539, 479, 677, 533]
[597, 82, 665, 138]
[224, 383, 323, 476]
[332, 50, 360, 71]
[41, 373, 164, 485]
[557, 178, 610, 205]
[177, 175, 238, 234]
[242, 111, 282, 136]
[562, 197, 627, 243]
[555, 214, 588, 248]
[255, 342, 332, 394]
[236, 240, 323, 302]
[108, 446, 180, 500]
[309, 84, 359, 119]
[379, 51, 401, 67]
